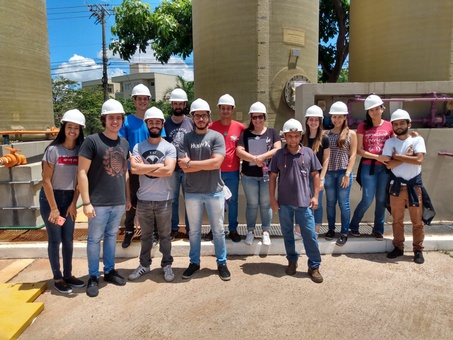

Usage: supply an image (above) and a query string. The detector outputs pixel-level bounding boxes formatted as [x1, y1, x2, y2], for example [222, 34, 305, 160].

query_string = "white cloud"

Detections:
[53, 54, 126, 83]
[53, 46, 194, 84]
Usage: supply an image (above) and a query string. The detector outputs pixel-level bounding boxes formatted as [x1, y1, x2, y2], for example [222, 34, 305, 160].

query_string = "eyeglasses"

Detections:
[193, 114, 209, 120]
[251, 115, 265, 120]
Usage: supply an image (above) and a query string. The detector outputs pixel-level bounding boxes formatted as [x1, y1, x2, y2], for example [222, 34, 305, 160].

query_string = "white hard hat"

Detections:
[282, 118, 303, 133]
[364, 94, 384, 110]
[190, 98, 211, 114]
[305, 105, 324, 118]
[170, 88, 188, 102]
[217, 94, 235, 108]
[329, 101, 348, 115]
[101, 99, 125, 115]
[248, 101, 267, 118]
[390, 109, 411, 122]
[61, 109, 86, 128]
[144, 107, 165, 122]
[131, 84, 151, 98]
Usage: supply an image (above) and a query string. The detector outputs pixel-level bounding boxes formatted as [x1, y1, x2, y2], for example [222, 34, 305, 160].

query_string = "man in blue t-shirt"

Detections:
[119, 84, 165, 248]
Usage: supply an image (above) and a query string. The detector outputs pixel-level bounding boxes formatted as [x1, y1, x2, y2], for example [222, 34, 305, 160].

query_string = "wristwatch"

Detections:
[186, 160, 191, 168]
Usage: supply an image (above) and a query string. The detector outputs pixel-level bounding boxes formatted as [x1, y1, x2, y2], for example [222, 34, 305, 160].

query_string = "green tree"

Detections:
[52, 78, 105, 134]
[318, 0, 350, 83]
[110, 0, 192, 63]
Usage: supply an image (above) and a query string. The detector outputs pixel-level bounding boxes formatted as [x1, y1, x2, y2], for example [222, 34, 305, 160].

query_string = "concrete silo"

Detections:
[0, 0, 54, 139]
[349, 0, 453, 82]
[192, 0, 318, 129]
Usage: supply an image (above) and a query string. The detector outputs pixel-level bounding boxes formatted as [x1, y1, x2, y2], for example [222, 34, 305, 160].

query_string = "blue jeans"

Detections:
[170, 169, 189, 231]
[40, 189, 76, 280]
[309, 177, 324, 225]
[222, 170, 239, 231]
[279, 205, 321, 269]
[137, 199, 173, 267]
[350, 164, 390, 234]
[87, 205, 125, 278]
[241, 175, 272, 231]
[325, 170, 353, 235]
[185, 192, 227, 265]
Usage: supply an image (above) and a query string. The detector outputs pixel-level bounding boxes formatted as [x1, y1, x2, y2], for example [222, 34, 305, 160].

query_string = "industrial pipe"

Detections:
[347, 93, 453, 128]
[0, 127, 59, 135]
[0, 147, 27, 167]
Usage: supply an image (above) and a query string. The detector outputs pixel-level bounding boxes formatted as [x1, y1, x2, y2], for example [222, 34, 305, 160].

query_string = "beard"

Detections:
[172, 107, 184, 116]
[195, 121, 209, 130]
[148, 127, 162, 138]
[394, 127, 409, 136]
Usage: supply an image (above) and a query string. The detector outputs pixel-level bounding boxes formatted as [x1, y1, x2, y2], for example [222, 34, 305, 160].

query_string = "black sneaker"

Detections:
[204, 230, 213, 241]
[170, 230, 178, 241]
[182, 263, 200, 279]
[218, 264, 231, 281]
[229, 230, 241, 243]
[64, 276, 85, 288]
[86, 276, 99, 297]
[54, 280, 72, 295]
[336, 235, 348, 246]
[414, 250, 425, 264]
[350, 230, 361, 237]
[104, 269, 126, 286]
[387, 247, 404, 259]
[122, 231, 134, 248]
[325, 229, 335, 240]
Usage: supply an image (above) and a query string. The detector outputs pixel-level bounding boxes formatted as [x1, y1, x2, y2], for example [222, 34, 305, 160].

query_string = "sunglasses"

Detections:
[251, 115, 265, 120]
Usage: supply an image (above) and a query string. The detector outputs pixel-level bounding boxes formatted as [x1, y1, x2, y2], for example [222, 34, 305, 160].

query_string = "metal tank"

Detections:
[349, 0, 453, 82]
[0, 0, 54, 140]
[192, 0, 318, 129]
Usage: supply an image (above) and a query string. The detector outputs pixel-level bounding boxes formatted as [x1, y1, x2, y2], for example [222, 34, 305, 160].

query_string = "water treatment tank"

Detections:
[192, 0, 318, 128]
[0, 0, 54, 138]
[349, 0, 453, 82]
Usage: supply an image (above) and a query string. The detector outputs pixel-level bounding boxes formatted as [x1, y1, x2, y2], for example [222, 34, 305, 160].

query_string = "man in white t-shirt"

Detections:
[382, 109, 426, 264]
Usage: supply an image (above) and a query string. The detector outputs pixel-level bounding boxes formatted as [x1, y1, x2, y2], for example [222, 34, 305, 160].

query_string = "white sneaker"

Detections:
[163, 265, 175, 282]
[294, 231, 302, 240]
[128, 264, 150, 281]
[262, 231, 271, 245]
[245, 231, 254, 245]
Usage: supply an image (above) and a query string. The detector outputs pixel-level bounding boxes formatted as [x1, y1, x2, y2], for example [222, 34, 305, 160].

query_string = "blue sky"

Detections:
[47, 0, 194, 83]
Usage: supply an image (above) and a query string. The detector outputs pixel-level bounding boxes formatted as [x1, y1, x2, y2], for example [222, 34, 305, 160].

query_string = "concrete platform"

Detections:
[0, 222, 452, 259]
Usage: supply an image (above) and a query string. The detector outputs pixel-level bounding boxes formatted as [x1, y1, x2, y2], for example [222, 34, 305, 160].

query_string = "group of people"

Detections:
[39, 84, 428, 297]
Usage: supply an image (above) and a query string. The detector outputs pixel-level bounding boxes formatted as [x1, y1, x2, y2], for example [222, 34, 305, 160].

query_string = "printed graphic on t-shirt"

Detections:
[169, 128, 190, 146]
[57, 156, 78, 165]
[364, 130, 389, 154]
[142, 149, 165, 179]
[103, 147, 126, 177]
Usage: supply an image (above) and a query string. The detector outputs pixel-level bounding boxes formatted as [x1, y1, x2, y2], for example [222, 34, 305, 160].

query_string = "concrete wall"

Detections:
[0, 1, 54, 134]
[349, 0, 453, 82]
[192, 0, 318, 126]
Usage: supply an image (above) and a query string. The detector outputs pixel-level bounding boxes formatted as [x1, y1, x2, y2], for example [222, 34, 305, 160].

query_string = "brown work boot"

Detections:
[285, 261, 298, 276]
[308, 267, 323, 283]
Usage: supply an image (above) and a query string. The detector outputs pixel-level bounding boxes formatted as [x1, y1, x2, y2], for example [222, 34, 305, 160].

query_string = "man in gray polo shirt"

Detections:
[269, 119, 323, 283]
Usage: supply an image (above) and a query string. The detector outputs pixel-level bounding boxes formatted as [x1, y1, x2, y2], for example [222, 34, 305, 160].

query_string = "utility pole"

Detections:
[88, 4, 111, 101]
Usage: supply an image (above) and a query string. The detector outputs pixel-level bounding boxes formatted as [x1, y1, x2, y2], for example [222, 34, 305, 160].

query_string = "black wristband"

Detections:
[82, 202, 91, 206]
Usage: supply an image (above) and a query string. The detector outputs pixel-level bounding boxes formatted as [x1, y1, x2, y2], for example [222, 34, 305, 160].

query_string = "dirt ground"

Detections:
[7, 252, 453, 340]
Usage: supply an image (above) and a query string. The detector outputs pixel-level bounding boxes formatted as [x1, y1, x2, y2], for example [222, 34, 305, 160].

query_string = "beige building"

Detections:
[111, 63, 180, 101]
[81, 78, 120, 97]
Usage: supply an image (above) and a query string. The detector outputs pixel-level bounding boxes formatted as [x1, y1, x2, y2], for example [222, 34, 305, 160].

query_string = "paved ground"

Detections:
[5, 251, 453, 340]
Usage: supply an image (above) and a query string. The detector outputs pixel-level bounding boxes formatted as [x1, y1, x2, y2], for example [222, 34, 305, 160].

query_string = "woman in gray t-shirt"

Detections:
[39, 109, 86, 295]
